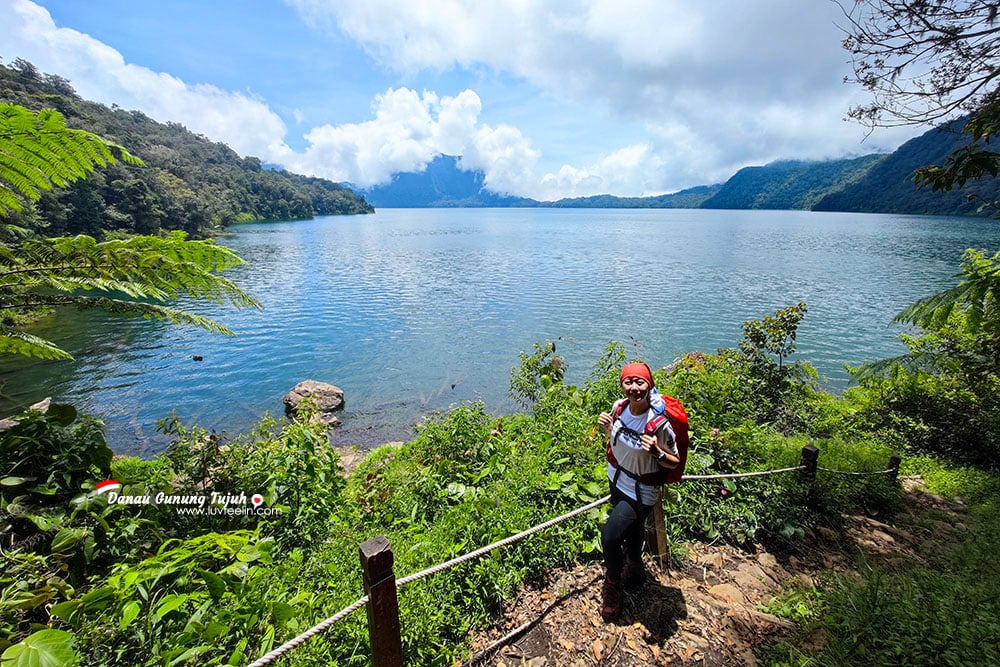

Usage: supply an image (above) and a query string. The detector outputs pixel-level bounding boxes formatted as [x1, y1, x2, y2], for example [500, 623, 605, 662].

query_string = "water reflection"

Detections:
[2, 208, 997, 455]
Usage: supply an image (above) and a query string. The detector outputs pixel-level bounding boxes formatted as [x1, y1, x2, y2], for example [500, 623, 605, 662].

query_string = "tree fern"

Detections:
[855, 249, 1000, 381]
[0, 103, 142, 216]
[0, 104, 262, 360]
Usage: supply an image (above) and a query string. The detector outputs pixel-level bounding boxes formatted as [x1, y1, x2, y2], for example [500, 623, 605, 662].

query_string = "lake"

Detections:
[3, 208, 998, 455]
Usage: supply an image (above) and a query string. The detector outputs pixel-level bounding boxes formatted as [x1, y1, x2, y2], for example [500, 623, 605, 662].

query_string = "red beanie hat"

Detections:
[620, 362, 653, 386]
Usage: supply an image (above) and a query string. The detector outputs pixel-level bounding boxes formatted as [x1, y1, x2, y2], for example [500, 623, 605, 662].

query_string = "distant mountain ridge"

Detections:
[358, 156, 534, 207]
[812, 118, 1000, 216]
[364, 122, 1000, 216]
[700, 155, 887, 210]
[6, 58, 997, 219]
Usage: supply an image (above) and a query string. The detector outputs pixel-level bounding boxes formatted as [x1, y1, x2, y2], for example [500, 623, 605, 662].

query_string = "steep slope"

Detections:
[813, 119, 1000, 215]
[700, 155, 886, 210]
[0, 59, 373, 239]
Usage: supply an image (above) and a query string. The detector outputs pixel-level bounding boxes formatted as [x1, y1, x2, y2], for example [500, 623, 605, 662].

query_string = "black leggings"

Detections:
[601, 482, 653, 579]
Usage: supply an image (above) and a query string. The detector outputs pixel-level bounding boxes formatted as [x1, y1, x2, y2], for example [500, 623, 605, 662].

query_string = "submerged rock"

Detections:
[282, 380, 344, 427]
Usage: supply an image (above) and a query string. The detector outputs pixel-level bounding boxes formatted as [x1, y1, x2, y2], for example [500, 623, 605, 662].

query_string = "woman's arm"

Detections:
[654, 426, 680, 468]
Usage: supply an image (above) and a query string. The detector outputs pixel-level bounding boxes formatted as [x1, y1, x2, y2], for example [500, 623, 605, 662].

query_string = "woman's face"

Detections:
[621, 376, 650, 401]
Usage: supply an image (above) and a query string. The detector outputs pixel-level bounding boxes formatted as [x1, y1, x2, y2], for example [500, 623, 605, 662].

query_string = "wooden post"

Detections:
[887, 454, 902, 484]
[652, 489, 668, 570]
[360, 536, 403, 667]
[800, 445, 819, 484]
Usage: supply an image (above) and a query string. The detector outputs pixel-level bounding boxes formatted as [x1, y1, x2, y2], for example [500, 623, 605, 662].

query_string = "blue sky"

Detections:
[2, 0, 923, 200]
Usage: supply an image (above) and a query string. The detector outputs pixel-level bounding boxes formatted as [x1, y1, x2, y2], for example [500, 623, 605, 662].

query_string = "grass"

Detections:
[759, 458, 1000, 667]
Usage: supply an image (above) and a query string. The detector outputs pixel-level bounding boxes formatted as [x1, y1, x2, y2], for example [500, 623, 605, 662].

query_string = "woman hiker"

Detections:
[596, 362, 680, 620]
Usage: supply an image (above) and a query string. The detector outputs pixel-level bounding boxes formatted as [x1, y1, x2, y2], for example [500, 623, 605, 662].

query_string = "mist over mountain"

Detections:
[363, 122, 999, 216]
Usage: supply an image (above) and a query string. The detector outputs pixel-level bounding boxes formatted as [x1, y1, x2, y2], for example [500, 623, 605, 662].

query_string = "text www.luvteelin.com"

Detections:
[174, 506, 283, 517]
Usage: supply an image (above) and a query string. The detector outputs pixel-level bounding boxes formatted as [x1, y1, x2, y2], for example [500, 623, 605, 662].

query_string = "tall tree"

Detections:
[0, 103, 261, 360]
[840, 0, 1000, 193]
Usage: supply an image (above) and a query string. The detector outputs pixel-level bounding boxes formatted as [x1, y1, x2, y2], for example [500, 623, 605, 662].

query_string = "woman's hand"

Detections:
[639, 433, 657, 453]
[597, 412, 613, 436]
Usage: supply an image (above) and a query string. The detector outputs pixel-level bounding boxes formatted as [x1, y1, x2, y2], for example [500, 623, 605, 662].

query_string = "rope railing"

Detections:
[817, 465, 898, 477]
[246, 445, 900, 667]
[247, 496, 612, 667]
[395, 494, 610, 588]
[680, 465, 805, 480]
[246, 597, 370, 667]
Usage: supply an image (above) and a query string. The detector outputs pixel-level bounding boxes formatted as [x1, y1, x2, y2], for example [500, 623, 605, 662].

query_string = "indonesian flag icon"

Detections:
[95, 480, 121, 495]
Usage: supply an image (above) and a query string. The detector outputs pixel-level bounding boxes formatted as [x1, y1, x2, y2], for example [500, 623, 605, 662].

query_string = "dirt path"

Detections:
[460, 476, 967, 666]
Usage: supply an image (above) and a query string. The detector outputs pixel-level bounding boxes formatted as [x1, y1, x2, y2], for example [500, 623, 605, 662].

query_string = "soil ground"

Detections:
[457, 476, 967, 666]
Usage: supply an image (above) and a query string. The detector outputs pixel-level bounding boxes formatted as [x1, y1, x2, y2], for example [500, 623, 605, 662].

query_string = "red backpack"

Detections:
[606, 394, 689, 485]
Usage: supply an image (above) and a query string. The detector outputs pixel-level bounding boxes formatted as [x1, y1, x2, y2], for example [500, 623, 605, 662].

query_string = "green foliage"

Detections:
[509, 339, 566, 408]
[155, 412, 346, 550]
[759, 586, 821, 625]
[0, 551, 76, 655]
[900, 455, 1000, 504]
[0, 400, 111, 505]
[0, 60, 372, 239]
[0, 628, 78, 667]
[850, 249, 1000, 465]
[740, 302, 808, 374]
[0, 230, 263, 359]
[0, 103, 142, 217]
[763, 501, 1000, 667]
[53, 531, 281, 666]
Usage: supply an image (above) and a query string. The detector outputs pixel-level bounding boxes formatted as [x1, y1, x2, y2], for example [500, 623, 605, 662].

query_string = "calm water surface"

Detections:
[3, 208, 998, 454]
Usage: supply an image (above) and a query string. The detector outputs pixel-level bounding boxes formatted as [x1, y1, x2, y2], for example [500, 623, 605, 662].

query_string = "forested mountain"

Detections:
[9, 58, 996, 221]
[359, 155, 535, 207]
[699, 155, 887, 210]
[361, 125, 1000, 216]
[812, 118, 1000, 215]
[547, 184, 723, 208]
[0, 59, 372, 239]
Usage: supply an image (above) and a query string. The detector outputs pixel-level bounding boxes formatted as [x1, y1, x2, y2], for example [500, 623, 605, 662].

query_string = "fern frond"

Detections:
[0, 326, 73, 360]
[894, 249, 1000, 331]
[0, 103, 143, 216]
[75, 296, 237, 335]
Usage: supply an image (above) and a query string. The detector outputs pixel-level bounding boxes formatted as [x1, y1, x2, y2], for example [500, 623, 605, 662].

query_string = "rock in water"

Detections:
[282, 380, 344, 427]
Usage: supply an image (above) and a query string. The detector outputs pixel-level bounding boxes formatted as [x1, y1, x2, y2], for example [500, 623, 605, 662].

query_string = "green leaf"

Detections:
[49, 600, 81, 624]
[203, 621, 229, 641]
[50, 527, 87, 554]
[118, 601, 141, 631]
[153, 594, 188, 619]
[0, 629, 79, 667]
[199, 570, 226, 602]
[662, 486, 681, 505]
[271, 601, 296, 624]
[79, 586, 114, 612]
[45, 404, 77, 427]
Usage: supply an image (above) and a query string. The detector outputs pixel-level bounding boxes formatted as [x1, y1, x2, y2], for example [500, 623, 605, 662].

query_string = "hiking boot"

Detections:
[600, 577, 622, 620]
[622, 555, 647, 589]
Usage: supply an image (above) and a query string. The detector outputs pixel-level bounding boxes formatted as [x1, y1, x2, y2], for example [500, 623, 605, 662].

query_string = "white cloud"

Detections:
[286, 88, 488, 187]
[462, 123, 541, 196]
[1, 0, 926, 200]
[3, 0, 291, 160]
[286, 0, 923, 193]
